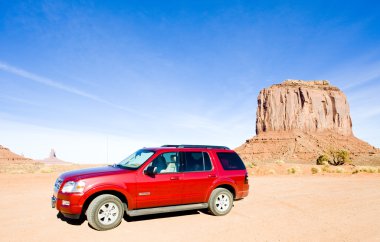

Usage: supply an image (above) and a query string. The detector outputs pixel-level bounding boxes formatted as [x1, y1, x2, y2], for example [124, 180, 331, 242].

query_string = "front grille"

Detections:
[54, 178, 63, 192]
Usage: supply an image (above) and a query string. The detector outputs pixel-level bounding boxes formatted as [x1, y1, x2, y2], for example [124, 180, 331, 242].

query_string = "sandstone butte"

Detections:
[236, 80, 380, 165]
[0, 145, 31, 162]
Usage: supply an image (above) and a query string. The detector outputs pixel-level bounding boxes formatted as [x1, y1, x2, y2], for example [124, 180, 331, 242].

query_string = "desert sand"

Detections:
[0, 172, 379, 242]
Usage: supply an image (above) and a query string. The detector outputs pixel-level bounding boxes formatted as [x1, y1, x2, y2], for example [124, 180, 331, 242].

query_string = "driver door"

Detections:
[135, 152, 184, 209]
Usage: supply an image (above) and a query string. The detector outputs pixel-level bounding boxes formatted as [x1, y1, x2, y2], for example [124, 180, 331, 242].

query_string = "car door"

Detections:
[135, 152, 184, 209]
[181, 151, 217, 204]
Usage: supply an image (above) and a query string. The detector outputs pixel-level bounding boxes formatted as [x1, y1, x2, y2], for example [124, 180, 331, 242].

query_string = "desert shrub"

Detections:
[322, 165, 330, 172]
[352, 169, 359, 174]
[311, 167, 320, 174]
[316, 150, 351, 166]
[287, 166, 301, 174]
[329, 150, 351, 166]
[316, 154, 329, 165]
[287, 167, 296, 174]
[378, 167, 380, 173]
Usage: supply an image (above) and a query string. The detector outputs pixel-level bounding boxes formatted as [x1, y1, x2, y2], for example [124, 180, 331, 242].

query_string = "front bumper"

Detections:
[52, 192, 83, 218]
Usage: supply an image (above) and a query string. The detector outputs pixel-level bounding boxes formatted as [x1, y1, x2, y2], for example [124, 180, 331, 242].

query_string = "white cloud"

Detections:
[0, 61, 140, 115]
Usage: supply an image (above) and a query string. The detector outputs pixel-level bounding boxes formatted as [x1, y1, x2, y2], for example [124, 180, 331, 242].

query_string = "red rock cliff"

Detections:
[256, 80, 352, 136]
[236, 80, 379, 164]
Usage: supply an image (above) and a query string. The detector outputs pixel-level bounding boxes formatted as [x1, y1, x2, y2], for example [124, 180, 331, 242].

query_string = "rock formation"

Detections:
[0, 145, 31, 162]
[41, 149, 71, 165]
[256, 80, 352, 136]
[236, 80, 379, 164]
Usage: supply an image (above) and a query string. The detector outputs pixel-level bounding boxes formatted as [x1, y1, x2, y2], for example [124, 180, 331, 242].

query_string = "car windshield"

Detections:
[117, 149, 155, 169]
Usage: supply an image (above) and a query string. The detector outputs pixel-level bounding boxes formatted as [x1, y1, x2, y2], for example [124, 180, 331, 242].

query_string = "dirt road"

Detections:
[1, 173, 379, 242]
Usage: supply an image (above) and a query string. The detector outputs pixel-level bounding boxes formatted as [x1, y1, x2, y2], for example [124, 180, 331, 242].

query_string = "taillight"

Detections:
[244, 173, 249, 184]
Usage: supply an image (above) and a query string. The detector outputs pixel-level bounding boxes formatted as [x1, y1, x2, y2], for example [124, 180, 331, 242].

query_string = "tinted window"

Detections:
[217, 152, 246, 170]
[182, 152, 212, 172]
[146, 152, 180, 174]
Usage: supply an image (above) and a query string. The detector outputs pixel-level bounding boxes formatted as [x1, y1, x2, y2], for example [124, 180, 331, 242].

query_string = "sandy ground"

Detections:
[0, 173, 380, 242]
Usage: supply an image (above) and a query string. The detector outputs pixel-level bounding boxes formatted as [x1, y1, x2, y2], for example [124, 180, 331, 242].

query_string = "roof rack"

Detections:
[161, 144, 230, 150]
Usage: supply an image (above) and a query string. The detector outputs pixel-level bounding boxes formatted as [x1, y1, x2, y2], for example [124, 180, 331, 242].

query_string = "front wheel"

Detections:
[208, 188, 233, 216]
[86, 194, 124, 231]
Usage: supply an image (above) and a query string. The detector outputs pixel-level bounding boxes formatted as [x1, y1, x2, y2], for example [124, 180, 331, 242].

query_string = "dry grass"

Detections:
[353, 166, 378, 174]
[311, 167, 321, 174]
[287, 166, 301, 174]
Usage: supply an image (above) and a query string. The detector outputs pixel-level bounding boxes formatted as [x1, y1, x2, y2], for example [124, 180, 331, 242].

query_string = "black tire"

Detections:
[208, 188, 233, 216]
[86, 194, 124, 231]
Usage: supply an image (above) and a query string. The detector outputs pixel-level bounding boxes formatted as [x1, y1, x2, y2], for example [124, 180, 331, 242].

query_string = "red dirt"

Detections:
[0, 173, 379, 241]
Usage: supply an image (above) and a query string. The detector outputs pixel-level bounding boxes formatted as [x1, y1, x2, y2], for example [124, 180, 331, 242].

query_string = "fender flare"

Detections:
[80, 184, 135, 210]
[205, 178, 238, 201]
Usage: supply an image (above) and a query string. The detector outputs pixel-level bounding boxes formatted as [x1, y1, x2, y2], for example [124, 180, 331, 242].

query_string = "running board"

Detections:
[126, 203, 208, 217]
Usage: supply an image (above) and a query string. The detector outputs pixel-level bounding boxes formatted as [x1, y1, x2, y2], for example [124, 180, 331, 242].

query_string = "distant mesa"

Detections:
[236, 80, 380, 165]
[40, 148, 72, 165]
[0, 145, 32, 162]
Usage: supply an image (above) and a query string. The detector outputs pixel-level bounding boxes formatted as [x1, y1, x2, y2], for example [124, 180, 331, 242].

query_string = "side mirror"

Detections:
[144, 166, 157, 176]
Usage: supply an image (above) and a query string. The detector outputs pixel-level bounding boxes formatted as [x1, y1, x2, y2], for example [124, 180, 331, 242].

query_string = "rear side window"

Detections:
[217, 152, 246, 170]
[182, 152, 212, 172]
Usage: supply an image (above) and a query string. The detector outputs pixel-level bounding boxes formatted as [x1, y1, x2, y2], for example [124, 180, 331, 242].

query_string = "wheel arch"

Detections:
[206, 180, 237, 201]
[215, 184, 236, 198]
[82, 189, 129, 216]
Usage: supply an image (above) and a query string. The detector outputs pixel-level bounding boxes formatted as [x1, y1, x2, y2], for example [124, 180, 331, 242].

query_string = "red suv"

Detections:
[52, 145, 249, 230]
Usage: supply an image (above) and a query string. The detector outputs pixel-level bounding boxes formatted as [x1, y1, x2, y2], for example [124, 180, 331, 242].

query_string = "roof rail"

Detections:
[161, 144, 230, 150]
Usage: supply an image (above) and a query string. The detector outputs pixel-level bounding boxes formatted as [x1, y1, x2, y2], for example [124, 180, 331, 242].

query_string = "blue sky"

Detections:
[1, 0, 380, 163]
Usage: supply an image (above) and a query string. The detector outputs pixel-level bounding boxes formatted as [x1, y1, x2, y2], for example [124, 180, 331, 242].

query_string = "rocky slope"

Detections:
[236, 80, 379, 164]
[0, 145, 31, 162]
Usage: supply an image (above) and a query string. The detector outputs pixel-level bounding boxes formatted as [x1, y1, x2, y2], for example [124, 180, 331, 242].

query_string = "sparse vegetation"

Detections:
[311, 167, 321, 174]
[352, 166, 379, 174]
[316, 154, 329, 165]
[322, 165, 330, 172]
[335, 167, 345, 173]
[287, 166, 301, 174]
[329, 150, 351, 166]
[316, 150, 351, 166]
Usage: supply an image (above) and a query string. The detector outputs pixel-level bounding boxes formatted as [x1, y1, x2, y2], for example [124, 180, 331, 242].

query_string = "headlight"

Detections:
[61, 180, 86, 193]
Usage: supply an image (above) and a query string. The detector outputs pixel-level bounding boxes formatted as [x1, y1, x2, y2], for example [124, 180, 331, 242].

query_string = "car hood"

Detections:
[59, 165, 134, 181]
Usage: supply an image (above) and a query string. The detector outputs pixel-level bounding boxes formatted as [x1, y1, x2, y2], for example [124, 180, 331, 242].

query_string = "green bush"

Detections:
[329, 150, 351, 166]
[316, 154, 329, 165]
[316, 150, 351, 166]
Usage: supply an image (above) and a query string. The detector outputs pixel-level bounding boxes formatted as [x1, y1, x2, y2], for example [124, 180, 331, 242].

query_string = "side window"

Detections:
[216, 152, 246, 170]
[145, 152, 180, 174]
[182, 152, 213, 172]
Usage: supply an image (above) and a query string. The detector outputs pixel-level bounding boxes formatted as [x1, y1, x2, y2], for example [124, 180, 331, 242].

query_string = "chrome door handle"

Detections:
[170, 176, 179, 180]
[208, 174, 216, 178]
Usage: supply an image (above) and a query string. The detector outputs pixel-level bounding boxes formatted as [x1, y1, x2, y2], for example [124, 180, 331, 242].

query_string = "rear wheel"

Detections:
[86, 194, 124, 231]
[208, 188, 233, 216]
